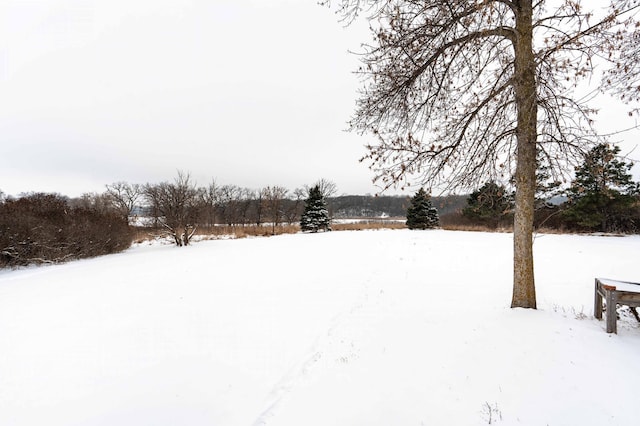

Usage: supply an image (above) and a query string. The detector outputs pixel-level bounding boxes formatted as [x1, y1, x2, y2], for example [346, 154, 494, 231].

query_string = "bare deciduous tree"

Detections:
[323, 0, 638, 308]
[197, 180, 220, 228]
[240, 188, 259, 225]
[307, 178, 338, 199]
[261, 185, 289, 234]
[105, 182, 142, 223]
[284, 187, 308, 224]
[144, 172, 199, 246]
[71, 192, 115, 214]
[217, 184, 252, 226]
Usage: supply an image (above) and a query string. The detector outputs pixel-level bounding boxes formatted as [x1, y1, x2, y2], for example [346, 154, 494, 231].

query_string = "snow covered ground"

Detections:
[0, 229, 638, 425]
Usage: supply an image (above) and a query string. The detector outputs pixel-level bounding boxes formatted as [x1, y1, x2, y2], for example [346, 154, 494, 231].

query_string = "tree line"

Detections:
[105, 174, 338, 246]
[2, 143, 638, 267]
[0, 176, 338, 265]
[457, 144, 640, 233]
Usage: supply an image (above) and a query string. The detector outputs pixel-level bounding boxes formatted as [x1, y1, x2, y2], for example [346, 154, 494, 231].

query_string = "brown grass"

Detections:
[132, 224, 302, 242]
[331, 221, 406, 231]
[131, 220, 580, 245]
[439, 223, 578, 235]
[440, 223, 513, 233]
[132, 220, 412, 243]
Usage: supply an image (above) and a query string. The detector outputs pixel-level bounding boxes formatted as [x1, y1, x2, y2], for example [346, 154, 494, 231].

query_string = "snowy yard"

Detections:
[0, 229, 639, 425]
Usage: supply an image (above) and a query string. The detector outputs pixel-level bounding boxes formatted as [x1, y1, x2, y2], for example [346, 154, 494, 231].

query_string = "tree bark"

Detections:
[512, 0, 537, 309]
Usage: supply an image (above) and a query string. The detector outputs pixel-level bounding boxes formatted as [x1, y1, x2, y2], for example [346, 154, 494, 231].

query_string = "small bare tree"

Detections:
[217, 184, 244, 226]
[144, 172, 199, 246]
[69, 192, 113, 213]
[284, 187, 308, 224]
[323, 0, 638, 309]
[105, 182, 142, 223]
[197, 180, 220, 228]
[306, 178, 338, 199]
[261, 185, 289, 234]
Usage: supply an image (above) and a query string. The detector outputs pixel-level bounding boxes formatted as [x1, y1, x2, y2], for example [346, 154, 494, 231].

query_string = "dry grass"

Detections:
[133, 224, 301, 242]
[440, 223, 513, 233]
[331, 221, 406, 231]
[131, 220, 579, 245]
[532, 227, 569, 235]
[225, 224, 301, 238]
[132, 220, 412, 243]
[440, 221, 576, 234]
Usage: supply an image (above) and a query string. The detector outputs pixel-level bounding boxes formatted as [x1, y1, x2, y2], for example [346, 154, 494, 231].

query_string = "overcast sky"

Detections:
[1, 0, 639, 198]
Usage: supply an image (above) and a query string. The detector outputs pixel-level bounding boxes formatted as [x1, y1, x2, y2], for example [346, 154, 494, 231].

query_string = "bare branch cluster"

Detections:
[143, 171, 200, 246]
[602, 1, 640, 108]
[105, 182, 143, 223]
[326, 0, 636, 193]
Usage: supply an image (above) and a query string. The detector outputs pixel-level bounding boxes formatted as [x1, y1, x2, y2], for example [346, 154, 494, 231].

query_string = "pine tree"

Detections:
[563, 144, 639, 233]
[406, 188, 439, 230]
[462, 181, 513, 229]
[300, 185, 331, 233]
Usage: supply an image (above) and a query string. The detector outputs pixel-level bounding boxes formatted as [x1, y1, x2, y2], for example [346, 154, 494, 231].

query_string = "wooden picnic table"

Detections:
[594, 278, 640, 333]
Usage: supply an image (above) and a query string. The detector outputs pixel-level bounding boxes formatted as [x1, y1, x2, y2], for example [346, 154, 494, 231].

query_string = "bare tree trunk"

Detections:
[323, 0, 637, 310]
[512, 0, 537, 309]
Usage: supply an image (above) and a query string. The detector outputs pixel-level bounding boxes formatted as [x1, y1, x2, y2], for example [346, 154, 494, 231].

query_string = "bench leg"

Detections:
[594, 279, 603, 320]
[605, 291, 617, 334]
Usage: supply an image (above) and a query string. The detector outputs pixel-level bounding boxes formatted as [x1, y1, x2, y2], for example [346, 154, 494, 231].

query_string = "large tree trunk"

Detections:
[512, 0, 537, 309]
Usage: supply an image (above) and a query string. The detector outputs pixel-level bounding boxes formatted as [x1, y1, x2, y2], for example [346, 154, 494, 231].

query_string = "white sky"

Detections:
[1, 0, 639, 197]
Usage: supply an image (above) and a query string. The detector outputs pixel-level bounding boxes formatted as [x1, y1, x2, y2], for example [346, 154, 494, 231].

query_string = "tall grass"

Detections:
[131, 213, 572, 245]
[132, 220, 410, 243]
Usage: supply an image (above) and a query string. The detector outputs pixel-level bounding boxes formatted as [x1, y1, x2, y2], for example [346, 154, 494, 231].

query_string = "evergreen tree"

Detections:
[406, 188, 439, 230]
[300, 185, 331, 232]
[462, 181, 513, 229]
[563, 144, 639, 233]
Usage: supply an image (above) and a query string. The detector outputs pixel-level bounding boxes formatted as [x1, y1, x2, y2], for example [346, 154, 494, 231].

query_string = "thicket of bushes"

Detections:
[0, 193, 132, 268]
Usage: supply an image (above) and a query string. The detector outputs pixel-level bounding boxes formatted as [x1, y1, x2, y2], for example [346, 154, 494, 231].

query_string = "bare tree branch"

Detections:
[324, 0, 639, 308]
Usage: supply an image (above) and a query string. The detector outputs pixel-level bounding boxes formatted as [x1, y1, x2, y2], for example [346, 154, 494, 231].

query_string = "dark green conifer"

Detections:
[406, 188, 440, 229]
[563, 143, 639, 232]
[462, 181, 513, 228]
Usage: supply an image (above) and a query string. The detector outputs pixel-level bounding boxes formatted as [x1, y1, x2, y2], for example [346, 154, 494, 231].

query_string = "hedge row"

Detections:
[0, 193, 132, 268]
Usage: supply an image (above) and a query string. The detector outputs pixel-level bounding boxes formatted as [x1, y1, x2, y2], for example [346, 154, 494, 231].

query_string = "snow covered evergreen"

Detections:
[300, 185, 331, 232]
[406, 188, 440, 229]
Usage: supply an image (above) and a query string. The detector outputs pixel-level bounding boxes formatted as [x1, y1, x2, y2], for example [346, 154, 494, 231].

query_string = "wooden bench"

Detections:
[594, 278, 640, 333]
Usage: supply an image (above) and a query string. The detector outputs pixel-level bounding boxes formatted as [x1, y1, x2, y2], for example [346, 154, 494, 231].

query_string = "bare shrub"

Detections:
[144, 172, 199, 246]
[0, 193, 132, 268]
